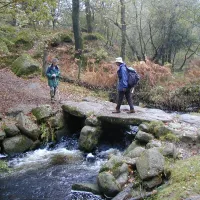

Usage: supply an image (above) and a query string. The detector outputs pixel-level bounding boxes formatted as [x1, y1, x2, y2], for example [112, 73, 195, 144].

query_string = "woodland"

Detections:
[0, 0, 200, 109]
[0, 1, 200, 200]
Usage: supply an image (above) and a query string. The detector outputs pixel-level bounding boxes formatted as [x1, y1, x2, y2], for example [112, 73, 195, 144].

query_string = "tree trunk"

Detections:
[120, 0, 126, 61]
[42, 45, 48, 77]
[72, 0, 82, 51]
[85, 0, 92, 33]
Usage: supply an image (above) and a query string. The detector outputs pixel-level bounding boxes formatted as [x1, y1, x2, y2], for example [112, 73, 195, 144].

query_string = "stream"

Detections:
[0, 131, 131, 200]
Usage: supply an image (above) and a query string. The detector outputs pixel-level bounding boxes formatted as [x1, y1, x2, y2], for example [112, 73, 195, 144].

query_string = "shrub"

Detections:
[0, 41, 9, 54]
[83, 33, 104, 41]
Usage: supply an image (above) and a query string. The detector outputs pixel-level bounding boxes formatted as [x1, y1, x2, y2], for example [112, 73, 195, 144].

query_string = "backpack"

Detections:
[126, 66, 140, 88]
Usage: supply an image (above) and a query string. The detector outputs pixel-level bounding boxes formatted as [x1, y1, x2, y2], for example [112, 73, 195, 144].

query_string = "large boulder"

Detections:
[100, 155, 124, 173]
[136, 148, 165, 180]
[124, 146, 145, 159]
[4, 124, 20, 137]
[78, 126, 102, 152]
[135, 130, 154, 143]
[32, 105, 53, 123]
[3, 135, 34, 154]
[99, 155, 129, 187]
[97, 171, 121, 197]
[11, 54, 40, 77]
[123, 141, 144, 156]
[180, 131, 198, 143]
[48, 112, 64, 130]
[16, 113, 41, 141]
[160, 142, 178, 158]
[138, 123, 150, 132]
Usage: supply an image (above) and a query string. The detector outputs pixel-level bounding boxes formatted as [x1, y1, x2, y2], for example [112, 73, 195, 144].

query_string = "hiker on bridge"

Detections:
[112, 57, 135, 114]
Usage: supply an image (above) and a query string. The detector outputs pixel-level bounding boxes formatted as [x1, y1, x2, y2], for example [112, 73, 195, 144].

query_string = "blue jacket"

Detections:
[117, 63, 128, 91]
[46, 65, 60, 87]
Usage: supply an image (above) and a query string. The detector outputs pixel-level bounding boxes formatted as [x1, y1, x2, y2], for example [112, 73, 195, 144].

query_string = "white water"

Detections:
[8, 148, 83, 170]
[0, 135, 124, 200]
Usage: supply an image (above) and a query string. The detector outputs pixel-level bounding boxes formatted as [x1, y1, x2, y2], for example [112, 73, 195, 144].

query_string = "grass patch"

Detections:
[160, 133, 179, 142]
[147, 156, 200, 200]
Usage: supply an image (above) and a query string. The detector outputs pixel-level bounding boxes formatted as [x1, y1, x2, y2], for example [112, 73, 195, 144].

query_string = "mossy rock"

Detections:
[0, 41, 9, 54]
[98, 171, 121, 197]
[11, 54, 41, 77]
[78, 126, 102, 152]
[50, 33, 73, 47]
[99, 155, 124, 173]
[2, 135, 34, 155]
[148, 121, 174, 139]
[31, 105, 53, 123]
[14, 30, 35, 50]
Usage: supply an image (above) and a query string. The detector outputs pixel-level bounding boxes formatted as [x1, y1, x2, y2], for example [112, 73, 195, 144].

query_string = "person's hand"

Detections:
[52, 74, 56, 77]
[122, 88, 127, 92]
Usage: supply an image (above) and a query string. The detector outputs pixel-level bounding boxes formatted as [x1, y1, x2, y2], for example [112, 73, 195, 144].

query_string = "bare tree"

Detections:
[85, 0, 92, 33]
[72, 0, 82, 51]
[120, 0, 126, 60]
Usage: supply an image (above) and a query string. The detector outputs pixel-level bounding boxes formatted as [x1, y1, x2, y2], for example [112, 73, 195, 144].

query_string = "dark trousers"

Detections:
[116, 89, 134, 110]
[50, 86, 57, 98]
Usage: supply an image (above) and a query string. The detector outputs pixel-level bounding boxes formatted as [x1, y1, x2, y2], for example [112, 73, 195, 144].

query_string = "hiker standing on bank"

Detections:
[112, 57, 135, 114]
[46, 58, 60, 102]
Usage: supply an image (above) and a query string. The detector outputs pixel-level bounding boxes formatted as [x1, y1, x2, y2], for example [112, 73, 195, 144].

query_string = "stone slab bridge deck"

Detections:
[61, 99, 200, 151]
[61, 100, 173, 125]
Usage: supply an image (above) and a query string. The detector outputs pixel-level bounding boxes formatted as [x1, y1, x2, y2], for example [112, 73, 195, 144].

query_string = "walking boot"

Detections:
[112, 109, 120, 114]
[127, 109, 135, 114]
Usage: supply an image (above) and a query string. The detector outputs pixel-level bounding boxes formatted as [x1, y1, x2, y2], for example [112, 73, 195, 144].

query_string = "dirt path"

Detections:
[0, 68, 104, 115]
[0, 68, 77, 114]
[0, 68, 50, 113]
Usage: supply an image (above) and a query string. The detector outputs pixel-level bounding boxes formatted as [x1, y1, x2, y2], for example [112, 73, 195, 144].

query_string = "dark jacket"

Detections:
[46, 65, 60, 87]
[117, 63, 128, 91]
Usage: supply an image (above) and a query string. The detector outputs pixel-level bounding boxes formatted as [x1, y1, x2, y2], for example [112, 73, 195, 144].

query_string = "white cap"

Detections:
[115, 57, 123, 63]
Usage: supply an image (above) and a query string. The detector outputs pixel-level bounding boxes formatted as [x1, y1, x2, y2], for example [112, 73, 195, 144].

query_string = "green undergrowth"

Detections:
[0, 160, 10, 173]
[147, 156, 200, 200]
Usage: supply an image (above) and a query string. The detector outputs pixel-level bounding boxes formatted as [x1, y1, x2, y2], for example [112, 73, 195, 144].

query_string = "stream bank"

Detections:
[0, 98, 200, 200]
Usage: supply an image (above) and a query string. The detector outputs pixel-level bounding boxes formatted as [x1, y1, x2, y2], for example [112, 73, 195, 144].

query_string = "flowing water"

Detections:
[0, 133, 127, 200]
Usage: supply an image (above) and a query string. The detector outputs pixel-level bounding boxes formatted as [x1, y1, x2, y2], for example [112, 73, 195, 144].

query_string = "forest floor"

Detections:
[0, 67, 105, 115]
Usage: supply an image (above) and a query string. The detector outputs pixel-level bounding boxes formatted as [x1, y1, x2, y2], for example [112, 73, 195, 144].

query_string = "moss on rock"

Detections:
[11, 54, 41, 77]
